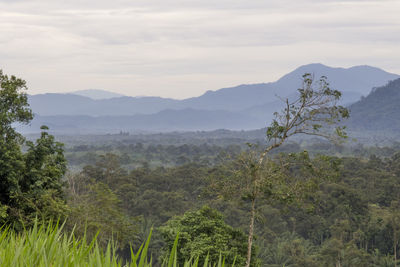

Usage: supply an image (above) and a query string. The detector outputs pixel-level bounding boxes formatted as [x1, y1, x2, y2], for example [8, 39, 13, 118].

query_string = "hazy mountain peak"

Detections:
[296, 62, 332, 70]
[70, 89, 125, 100]
[348, 65, 385, 71]
[276, 63, 399, 95]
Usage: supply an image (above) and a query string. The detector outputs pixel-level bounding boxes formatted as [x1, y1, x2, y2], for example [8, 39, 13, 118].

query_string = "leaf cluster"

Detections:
[266, 74, 349, 148]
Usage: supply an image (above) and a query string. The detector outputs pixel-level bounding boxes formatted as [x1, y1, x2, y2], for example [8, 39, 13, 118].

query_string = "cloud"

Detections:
[0, 0, 399, 98]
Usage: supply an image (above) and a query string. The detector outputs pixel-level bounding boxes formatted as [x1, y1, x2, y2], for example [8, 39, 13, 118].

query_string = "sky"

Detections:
[0, 0, 399, 99]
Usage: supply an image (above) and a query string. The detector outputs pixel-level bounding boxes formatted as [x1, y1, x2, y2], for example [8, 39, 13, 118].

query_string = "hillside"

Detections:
[348, 78, 400, 132]
[185, 63, 399, 111]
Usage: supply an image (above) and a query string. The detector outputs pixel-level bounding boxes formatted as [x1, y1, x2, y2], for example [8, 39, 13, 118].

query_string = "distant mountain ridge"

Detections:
[70, 89, 125, 100]
[24, 63, 400, 133]
[28, 94, 180, 116]
[183, 63, 399, 111]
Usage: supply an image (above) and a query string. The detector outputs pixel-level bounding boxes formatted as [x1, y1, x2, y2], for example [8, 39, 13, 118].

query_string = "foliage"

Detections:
[66, 171, 138, 250]
[160, 206, 252, 266]
[0, 70, 67, 229]
[65, 142, 242, 171]
[62, 141, 400, 266]
[67, 142, 400, 265]
[258, 232, 319, 267]
[0, 220, 238, 267]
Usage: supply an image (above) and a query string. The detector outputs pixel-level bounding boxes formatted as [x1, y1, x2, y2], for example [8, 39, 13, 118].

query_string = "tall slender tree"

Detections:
[244, 73, 349, 266]
[210, 73, 349, 266]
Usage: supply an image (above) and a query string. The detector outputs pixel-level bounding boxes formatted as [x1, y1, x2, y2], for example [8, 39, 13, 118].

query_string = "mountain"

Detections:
[178, 63, 399, 111]
[28, 64, 399, 117]
[347, 78, 400, 133]
[70, 89, 125, 100]
[24, 63, 399, 134]
[275, 64, 398, 95]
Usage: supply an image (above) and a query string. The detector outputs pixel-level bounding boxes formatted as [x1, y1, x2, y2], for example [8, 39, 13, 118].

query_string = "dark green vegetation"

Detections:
[160, 206, 251, 266]
[61, 148, 400, 266]
[0, 221, 233, 267]
[4, 69, 400, 266]
[0, 70, 67, 229]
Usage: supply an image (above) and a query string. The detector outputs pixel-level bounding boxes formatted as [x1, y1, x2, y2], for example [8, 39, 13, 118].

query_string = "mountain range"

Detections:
[21, 63, 400, 134]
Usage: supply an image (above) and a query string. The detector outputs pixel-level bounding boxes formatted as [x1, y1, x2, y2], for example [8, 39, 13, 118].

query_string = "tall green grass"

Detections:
[0, 222, 235, 267]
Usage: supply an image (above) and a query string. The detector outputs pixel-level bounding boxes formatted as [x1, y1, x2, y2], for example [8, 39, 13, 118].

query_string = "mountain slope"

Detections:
[347, 78, 400, 132]
[276, 64, 399, 96]
[178, 63, 399, 112]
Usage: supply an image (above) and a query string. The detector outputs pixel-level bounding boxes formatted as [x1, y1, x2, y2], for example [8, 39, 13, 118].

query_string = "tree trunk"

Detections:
[395, 230, 397, 267]
[336, 251, 341, 267]
[245, 198, 256, 267]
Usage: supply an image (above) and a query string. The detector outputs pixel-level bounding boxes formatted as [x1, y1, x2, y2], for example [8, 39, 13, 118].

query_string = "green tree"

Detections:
[390, 201, 400, 267]
[259, 232, 319, 267]
[0, 70, 33, 223]
[0, 70, 67, 228]
[66, 172, 138, 249]
[160, 206, 253, 266]
[16, 126, 68, 225]
[319, 238, 372, 267]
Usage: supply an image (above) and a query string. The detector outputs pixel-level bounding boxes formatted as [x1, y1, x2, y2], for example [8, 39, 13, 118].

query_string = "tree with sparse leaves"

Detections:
[211, 73, 349, 267]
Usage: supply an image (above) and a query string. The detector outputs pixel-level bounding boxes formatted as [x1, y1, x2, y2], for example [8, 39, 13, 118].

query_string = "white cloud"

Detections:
[0, 0, 399, 98]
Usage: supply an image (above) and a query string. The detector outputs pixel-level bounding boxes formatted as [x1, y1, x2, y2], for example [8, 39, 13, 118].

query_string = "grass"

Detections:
[0, 222, 235, 267]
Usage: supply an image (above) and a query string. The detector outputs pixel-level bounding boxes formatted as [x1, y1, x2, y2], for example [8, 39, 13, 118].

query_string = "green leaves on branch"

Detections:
[0, 70, 33, 140]
[211, 150, 342, 206]
[266, 73, 349, 145]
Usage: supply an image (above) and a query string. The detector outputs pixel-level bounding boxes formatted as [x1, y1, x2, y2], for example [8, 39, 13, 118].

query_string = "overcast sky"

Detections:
[0, 0, 399, 99]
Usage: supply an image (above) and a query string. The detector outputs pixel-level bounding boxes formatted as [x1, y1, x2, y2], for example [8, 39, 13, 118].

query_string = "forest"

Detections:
[2, 70, 400, 267]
